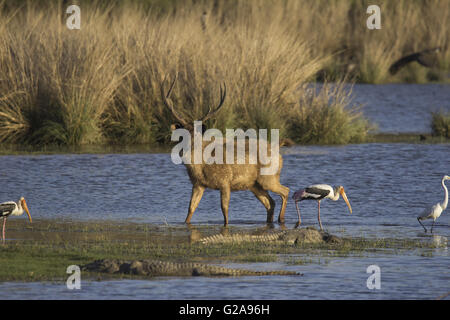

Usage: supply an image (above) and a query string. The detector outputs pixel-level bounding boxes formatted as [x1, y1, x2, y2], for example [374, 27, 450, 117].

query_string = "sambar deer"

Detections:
[161, 76, 289, 226]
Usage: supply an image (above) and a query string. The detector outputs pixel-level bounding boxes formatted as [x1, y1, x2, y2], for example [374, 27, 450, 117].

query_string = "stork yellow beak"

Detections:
[21, 199, 32, 223]
[339, 187, 352, 214]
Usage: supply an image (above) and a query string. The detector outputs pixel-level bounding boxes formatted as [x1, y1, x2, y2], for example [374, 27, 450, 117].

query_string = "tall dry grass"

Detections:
[353, 0, 450, 83]
[275, 0, 450, 83]
[0, 2, 129, 145]
[2, 0, 448, 146]
[0, 0, 331, 146]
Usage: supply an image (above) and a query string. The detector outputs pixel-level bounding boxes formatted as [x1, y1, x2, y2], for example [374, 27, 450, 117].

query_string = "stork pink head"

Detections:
[293, 189, 305, 201]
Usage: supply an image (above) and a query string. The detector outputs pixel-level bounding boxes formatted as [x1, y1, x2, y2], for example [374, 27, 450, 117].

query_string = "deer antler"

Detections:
[161, 75, 227, 127]
[160, 74, 190, 129]
[201, 82, 227, 122]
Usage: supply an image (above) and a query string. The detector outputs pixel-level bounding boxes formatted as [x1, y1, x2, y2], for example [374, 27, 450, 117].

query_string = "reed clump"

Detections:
[431, 111, 450, 138]
[0, 3, 128, 145]
[288, 82, 373, 144]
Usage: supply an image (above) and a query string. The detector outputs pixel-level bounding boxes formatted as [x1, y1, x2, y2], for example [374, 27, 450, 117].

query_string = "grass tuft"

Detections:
[288, 82, 373, 144]
[431, 111, 450, 138]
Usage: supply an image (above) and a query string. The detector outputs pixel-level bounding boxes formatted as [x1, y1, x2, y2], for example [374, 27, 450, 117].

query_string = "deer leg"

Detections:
[265, 183, 289, 223]
[250, 185, 276, 223]
[185, 185, 205, 224]
[220, 187, 231, 226]
[2, 217, 6, 243]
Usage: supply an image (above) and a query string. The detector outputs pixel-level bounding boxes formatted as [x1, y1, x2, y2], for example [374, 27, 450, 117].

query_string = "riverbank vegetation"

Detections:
[0, 1, 448, 147]
[431, 111, 450, 138]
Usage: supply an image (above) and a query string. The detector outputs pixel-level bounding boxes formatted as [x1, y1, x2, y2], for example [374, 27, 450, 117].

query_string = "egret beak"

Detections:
[339, 187, 352, 214]
[21, 199, 32, 223]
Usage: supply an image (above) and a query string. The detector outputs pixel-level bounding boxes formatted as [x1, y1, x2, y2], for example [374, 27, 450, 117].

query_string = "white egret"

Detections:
[417, 175, 449, 233]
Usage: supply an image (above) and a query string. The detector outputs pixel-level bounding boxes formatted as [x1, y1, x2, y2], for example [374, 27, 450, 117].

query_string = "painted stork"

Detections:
[417, 175, 449, 233]
[293, 184, 352, 230]
[0, 197, 32, 242]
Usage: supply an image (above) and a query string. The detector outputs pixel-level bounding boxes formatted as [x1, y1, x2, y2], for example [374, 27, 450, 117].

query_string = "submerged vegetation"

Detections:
[0, 0, 449, 147]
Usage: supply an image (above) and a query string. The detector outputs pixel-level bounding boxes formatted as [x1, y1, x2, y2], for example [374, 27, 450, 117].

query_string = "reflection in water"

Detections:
[431, 235, 448, 248]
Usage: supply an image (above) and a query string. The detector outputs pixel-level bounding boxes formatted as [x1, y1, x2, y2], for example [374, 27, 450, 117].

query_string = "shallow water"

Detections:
[1, 143, 448, 239]
[1, 250, 448, 300]
[351, 83, 450, 134]
[0, 84, 449, 299]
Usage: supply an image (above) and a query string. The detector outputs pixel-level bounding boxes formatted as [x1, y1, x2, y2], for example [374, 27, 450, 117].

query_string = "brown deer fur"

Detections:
[161, 76, 289, 226]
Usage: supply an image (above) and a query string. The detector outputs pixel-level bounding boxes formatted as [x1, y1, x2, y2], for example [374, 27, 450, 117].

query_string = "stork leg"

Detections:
[417, 217, 427, 233]
[294, 200, 301, 228]
[431, 220, 436, 233]
[317, 200, 323, 231]
[2, 217, 6, 243]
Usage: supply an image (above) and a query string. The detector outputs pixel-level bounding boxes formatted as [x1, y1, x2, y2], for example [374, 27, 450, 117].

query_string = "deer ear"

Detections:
[171, 123, 182, 130]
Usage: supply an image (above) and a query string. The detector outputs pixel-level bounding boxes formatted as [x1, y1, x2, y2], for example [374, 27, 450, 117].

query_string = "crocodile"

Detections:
[195, 227, 342, 245]
[82, 259, 302, 277]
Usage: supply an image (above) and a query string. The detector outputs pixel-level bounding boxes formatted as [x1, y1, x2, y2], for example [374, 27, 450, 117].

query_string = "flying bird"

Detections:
[0, 197, 32, 242]
[417, 175, 449, 233]
[293, 184, 352, 230]
[389, 47, 442, 75]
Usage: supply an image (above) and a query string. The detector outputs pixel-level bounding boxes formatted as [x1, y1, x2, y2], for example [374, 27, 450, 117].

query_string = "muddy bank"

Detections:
[0, 133, 448, 156]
